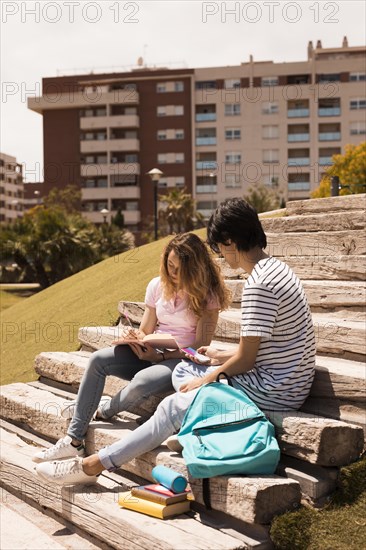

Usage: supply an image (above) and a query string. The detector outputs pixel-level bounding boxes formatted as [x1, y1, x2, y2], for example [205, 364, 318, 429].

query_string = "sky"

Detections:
[1, 0, 365, 182]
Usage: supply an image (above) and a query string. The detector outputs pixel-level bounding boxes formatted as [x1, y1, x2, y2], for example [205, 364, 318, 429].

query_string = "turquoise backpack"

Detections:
[177, 374, 280, 490]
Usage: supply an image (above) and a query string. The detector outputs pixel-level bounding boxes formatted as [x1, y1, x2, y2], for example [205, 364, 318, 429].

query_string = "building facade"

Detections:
[28, 38, 365, 234]
[0, 152, 24, 222]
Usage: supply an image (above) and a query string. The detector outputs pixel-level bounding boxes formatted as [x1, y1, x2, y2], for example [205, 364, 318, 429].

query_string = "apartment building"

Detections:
[0, 152, 24, 222]
[28, 38, 365, 233]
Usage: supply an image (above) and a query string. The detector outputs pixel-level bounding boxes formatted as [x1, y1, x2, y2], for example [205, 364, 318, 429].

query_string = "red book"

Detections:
[131, 484, 191, 505]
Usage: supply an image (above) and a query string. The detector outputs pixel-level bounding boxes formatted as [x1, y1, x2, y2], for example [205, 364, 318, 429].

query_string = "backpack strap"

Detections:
[216, 372, 234, 387]
[202, 478, 212, 509]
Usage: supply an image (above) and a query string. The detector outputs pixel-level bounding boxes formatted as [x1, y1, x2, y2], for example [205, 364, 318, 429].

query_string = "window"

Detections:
[157, 130, 167, 140]
[157, 81, 184, 93]
[350, 99, 366, 110]
[157, 106, 166, 116]
[263, 175, 279, 187]
[263, 150, 279, 163]
[225, 104, 241, 116]
[350, 121, 366, 135]
[261, 77, 279, 87]
[262, 125, 279, 139]
[225, 152, 241, 164]
[157, 153, 184, 164]
[225, 174, 241, 188]
[350, 72, 366, 81]
[262, 102, 279, 114]
[196, 81, 217, 90]
[175, 81, 184, 92]
[224, 79, 240, 89]
[175, 105, 184, 115]
[157, 83, 167, 93]
[175, 129, 184, 139]
[125, 201, 139, 211]
[225, 128, 241, 140]
[175, 153, 184, 163]
[318, 74, 341, 83]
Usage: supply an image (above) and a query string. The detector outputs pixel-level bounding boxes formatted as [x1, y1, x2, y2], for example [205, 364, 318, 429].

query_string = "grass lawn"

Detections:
[1, 232, 205, 385]
[0, 290, 28, 313]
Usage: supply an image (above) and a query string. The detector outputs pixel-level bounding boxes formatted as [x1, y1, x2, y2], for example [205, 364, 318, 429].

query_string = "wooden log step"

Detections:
[0, 485, 102, 550]
[216, 309, 366, 356]
[34, 348, 365, 407]
[276, 456, 338, 502]
[266, 230, 366, 258]
[261, 210, 365, 233]
[285, 194, 366, 216]
[0, 429, 266, 549]
[1, 382, 363, 467]
[0, 383, 301, 525]
[226, 280, 366, 309]
[217, 255, 366, 281]
[34, 350, 167, 418]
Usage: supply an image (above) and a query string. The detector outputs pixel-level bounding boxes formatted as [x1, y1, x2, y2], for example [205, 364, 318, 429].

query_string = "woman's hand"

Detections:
[195, 346, 222, 366]
[128, 343, 164, 363]
[179, 377, 205, 393]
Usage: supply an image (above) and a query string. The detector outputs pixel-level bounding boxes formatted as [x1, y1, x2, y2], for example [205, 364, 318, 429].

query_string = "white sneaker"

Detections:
[32, 435, 85, 463]
[61, 396, 112, 420]
[36, 456, 98, 486]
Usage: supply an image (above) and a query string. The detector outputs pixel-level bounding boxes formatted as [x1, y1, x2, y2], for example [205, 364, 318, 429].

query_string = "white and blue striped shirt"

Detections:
[234, 257, 316, 410]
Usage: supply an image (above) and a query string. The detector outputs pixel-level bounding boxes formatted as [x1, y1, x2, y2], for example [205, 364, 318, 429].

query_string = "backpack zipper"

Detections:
[193, 415, 264, 445]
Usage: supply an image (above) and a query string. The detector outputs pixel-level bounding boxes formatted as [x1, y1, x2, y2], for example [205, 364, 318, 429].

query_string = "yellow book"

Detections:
[118, 491, 191, 519]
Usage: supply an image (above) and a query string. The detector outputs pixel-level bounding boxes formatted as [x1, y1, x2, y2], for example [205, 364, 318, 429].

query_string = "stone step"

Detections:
[2, 382, 363, 467]
[0, 383, 301, 525]
[285, 194, 366, 216]
[261, 210, 365, 233]
[0, 429, 270, 550]
[225, 280, 366, 309]
[217, 255, 366, 281]
[265, 230, 366, 258]
[0, 487, 103, 550]
[217, 309, 366, 357]
[35, 348, 365, 408]
[35, 349, 366, 439]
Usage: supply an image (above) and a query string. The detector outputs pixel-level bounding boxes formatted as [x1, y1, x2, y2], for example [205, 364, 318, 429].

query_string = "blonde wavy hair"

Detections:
[160, 233, 231, 318]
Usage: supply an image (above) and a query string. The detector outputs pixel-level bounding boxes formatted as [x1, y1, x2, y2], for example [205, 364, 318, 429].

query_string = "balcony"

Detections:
[287, 109, 309, 118]
[196, 185, 217, 193]
[288, 158, 310, 166]
[319, 132, 341, 141]
[288, 182, 310, 191]
[196, 161, 217, 170]
[196, 137, 217, 146]
[81, 186, 140, 200]
[80, 138, 139, 154]
[196, 113, 216, 122]
[28, 90, 139, 114]
[85, 209, 140, 225]
[318, 107, 341, 117]
[81, 163, 140, 177]
[80, 114, 139, 130]
[288, 133, 310, 142]
[319, 157, 334, 165]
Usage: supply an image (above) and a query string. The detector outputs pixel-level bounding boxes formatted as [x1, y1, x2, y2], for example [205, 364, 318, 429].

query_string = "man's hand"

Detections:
[179, 377, 205, 393]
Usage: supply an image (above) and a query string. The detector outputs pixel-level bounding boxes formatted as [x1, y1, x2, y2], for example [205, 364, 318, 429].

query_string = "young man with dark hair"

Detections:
[35, 198, 315, 486]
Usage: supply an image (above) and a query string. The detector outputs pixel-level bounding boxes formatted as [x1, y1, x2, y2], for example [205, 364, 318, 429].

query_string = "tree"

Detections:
[0, 204, 134, 288]
[158, 188, 206, 235]
[112, 208, 125, 229]
[43, 184, 82, 213]
[312, 142, 366, 198]
[244, 184, 280, 213]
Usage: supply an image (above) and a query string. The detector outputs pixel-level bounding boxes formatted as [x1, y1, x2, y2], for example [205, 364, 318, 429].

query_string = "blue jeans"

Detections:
[67, 345, 181, 441]
[98, 361, 221, 470]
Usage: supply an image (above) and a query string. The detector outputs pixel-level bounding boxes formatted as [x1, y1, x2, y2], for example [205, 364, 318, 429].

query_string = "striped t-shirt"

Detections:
[233, 256, 316, 410]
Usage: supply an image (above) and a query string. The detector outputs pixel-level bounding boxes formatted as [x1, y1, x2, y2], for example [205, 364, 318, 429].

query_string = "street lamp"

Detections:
[147, 168, 163, 241]
[100, 208, 109, 224]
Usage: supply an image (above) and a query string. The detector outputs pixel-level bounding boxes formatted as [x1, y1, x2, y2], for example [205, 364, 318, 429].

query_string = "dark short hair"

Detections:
[207, 198, 267, 252]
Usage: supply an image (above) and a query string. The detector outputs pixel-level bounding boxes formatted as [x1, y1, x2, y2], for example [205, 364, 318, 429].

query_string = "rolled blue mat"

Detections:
[151, 465, 188, 493]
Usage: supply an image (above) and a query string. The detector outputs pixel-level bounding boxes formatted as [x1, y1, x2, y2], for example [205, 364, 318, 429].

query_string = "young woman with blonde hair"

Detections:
[33, 232, 230, 464]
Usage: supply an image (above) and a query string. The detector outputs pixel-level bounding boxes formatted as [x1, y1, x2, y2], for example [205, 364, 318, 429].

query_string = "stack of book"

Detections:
[118, 483, 192, 519]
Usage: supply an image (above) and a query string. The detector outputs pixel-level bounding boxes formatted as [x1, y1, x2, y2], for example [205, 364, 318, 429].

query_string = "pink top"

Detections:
[144, 277, 219, 348]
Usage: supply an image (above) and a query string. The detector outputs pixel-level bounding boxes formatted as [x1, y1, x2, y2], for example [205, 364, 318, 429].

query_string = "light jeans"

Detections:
[98, 361, 222, 470]
[67, 345, 181, 441]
